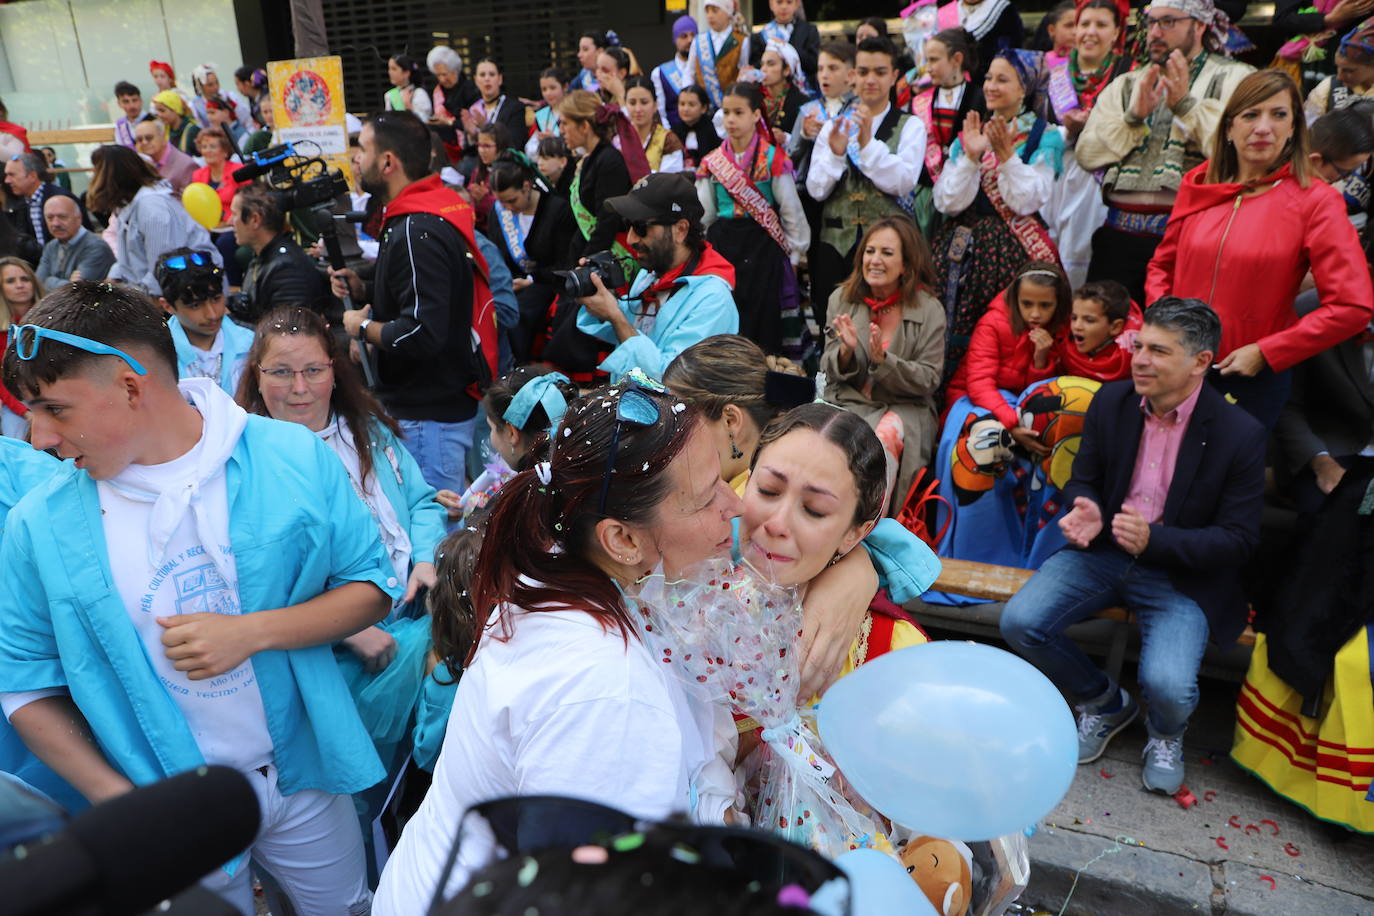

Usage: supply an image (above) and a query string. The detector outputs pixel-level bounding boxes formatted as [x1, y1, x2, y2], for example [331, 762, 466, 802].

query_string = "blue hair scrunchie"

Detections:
[503, 372, 571, 435]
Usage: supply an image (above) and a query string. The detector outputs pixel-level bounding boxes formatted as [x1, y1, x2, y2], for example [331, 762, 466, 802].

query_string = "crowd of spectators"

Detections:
[1, 1, 1372, 913]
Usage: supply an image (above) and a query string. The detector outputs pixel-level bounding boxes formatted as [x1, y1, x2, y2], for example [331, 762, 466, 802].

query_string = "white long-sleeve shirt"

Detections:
[805, 103, 926, 202]
[932, 135, 1060, 217]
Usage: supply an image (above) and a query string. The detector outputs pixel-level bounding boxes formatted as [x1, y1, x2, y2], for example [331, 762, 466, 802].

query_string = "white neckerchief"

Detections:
[710, 26, 733, 54]
[317, 415, 412, 585]
[936, 83, 966, 110]
[104, 377, 245, 588]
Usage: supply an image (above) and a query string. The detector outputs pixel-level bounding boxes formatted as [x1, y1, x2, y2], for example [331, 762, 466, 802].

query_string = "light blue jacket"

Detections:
[362, 420, 447, 590]
[168, 314, 255, 396]
[0, 441, 87, 812]
[575, 270, 738, 380]
[0, 416, 400, 798]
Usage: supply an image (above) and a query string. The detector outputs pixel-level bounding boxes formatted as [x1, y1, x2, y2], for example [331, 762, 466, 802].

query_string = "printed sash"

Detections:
[976, 140, 1058, 263]
[534, 106, 561, 136]
[696, 31, 725, 107]
[701, 146, 790, 253]
[911, 89, 948, 180]
[492, 201, 531, 270]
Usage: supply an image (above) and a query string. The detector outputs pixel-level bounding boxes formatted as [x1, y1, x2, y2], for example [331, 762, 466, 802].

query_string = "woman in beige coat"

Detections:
[820, 216, 946, 512]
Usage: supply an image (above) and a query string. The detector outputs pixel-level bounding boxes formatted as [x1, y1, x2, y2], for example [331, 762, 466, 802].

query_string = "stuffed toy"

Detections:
[899, 835, 974, 916]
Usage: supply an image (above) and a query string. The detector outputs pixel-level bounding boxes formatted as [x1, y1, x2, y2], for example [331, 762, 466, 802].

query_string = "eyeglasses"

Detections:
[1144, 14, 1192, 30]
[10, 324, 148, 375]
[160, 251, 212, 272]
[427, 795, 850, 916]
[258, 364, 332, 383]
[597, 370, 668, 514]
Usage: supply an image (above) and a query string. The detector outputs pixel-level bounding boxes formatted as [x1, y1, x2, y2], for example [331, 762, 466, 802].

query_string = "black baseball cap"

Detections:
[605, 172, 704, 225]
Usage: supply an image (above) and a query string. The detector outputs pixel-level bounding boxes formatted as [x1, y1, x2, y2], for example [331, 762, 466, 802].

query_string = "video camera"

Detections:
[230, 141, 348, 210]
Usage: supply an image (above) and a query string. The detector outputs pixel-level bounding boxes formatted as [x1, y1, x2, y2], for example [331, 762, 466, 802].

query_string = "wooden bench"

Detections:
[905, 557, 1256, 683]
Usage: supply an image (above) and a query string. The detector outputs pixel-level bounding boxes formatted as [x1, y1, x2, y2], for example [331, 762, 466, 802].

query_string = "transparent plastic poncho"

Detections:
[634, 556, 891, 858]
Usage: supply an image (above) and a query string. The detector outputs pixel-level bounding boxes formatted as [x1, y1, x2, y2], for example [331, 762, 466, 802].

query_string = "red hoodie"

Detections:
[945, 294, 1060, 430]
[1054, 300, 1143, 382]
[1146, 162, 1373, 371]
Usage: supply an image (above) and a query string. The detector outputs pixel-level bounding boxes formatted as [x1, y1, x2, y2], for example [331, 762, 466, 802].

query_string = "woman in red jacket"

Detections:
[1145, 69, 1374, 429]
[944, 260, 1072, 456]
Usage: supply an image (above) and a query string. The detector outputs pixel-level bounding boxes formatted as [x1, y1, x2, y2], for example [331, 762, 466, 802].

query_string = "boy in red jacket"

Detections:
[1057, 280, 1141, 382]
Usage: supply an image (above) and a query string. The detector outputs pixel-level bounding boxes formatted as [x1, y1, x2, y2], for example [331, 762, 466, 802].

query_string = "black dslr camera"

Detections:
[558, 250, 627, 299]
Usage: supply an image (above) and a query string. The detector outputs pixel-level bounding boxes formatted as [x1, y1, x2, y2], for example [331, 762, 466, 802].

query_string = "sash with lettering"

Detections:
[698, 138, 791, 254]
[976, 120, 1058, 264]
[382, 175, 500, 397]
[696, 29, 743, 107]
[911, 88, 949, 181]
[492, 200, 531, 273]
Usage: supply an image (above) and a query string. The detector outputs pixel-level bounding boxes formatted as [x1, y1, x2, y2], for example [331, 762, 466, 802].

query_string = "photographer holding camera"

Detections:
[573, 172, 738, 379]
[231, 183, 334, 322]
[330, 111, 499, 494]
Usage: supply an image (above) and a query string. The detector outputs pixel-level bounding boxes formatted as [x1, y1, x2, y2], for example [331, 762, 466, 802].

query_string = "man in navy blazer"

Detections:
[1001, 298, 1265, 796]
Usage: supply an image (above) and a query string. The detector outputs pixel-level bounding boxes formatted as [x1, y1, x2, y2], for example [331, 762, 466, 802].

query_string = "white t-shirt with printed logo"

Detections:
[98, 431, 273, 773]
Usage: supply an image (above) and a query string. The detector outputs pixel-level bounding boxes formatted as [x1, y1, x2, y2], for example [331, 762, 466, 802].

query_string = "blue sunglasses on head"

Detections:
[10, 324, 148, 375]
[597, 369, 670, 514]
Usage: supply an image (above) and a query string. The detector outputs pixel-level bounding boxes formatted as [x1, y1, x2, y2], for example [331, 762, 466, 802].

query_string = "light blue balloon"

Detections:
[817, 641, 1076, 841]
[809, 848, 938, 916]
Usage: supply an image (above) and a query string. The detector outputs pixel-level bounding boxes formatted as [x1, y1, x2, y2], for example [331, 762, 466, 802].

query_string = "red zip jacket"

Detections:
[1145, 162, 1373, 372]
[945, 294, 1060, 430]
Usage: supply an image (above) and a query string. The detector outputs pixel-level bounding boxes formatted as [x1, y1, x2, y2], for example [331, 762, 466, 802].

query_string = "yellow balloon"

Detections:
[182, 182, 222, 231]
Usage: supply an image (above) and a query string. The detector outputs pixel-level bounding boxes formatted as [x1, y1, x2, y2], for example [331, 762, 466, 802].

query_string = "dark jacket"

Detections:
[241, 232, 334, 321]
[748, 20, 822, 90]
[482, 188, 577, 287]
[570, 140, 632, 262]
[8, 181, 68, 248]
[1062, 380, 1267, 645]
[367, 211, 478, 423]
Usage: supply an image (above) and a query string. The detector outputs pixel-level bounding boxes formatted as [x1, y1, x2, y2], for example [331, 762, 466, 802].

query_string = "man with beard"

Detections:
[1076, 0, 1253, 305]
[574, 172, 738, 380]
[231, 184, 333, 322]
[330, 111, 499, 493]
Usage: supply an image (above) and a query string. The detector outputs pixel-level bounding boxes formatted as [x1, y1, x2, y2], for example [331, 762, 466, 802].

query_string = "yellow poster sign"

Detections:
[267, 56, 348, 156]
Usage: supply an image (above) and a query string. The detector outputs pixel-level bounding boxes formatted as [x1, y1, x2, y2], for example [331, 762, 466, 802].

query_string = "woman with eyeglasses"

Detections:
[86, 144, 222, 296]
[1146, 69, 1374, 429]
[0, 256, 43, 438]
[374, 377, 744, 915]
[236, 306, 450, 769]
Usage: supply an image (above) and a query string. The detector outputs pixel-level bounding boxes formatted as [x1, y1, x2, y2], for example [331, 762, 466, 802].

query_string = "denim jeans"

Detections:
[1000, 545, 1210, 740]
[397, 416, 478, 495]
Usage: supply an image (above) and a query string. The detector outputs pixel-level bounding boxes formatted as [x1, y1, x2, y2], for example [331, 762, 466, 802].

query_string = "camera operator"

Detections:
[573, 172, 738, 379]
[330, 111, 498, 494]
[231, 183, 334, 321]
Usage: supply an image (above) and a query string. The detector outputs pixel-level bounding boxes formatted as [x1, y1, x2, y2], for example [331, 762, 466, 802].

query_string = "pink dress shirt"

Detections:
[1123, 381, 1204, 524]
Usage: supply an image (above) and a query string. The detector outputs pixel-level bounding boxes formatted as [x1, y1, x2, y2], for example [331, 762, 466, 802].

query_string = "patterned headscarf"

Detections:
[1146, 0, 1233, 51]
[995, 48, 1047, 111]
[1339, 16, 1374, 62]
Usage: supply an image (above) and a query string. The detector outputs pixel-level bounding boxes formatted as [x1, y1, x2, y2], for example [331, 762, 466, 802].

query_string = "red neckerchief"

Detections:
[864, 290, 902, 316]
[636, 257, 695, 315]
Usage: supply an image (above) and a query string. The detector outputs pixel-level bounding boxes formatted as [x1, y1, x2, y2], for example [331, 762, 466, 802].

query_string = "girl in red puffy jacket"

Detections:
[944, 261, 1071, 456]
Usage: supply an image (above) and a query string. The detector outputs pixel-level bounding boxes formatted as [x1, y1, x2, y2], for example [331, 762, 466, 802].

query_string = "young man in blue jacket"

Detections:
[0, 282, 399, 914]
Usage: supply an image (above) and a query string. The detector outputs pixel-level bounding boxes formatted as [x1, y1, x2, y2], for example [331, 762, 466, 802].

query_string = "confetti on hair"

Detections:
[517, 857, 540, 887]
[671, 402, 686, 413]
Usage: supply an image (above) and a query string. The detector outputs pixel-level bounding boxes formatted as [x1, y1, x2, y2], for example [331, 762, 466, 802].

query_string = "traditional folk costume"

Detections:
[1041, 32, 1134, 287]
[931, 108, 1064, 385]
[933, 0, 1025, 79]
[691, 0, 751, 109]
[908, 79, 986, 237]
[639, 121, 686, 174]
[697, 130, 810, 356]
[653, 17, 699, 129]
[1232, 462, 1374, 834]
